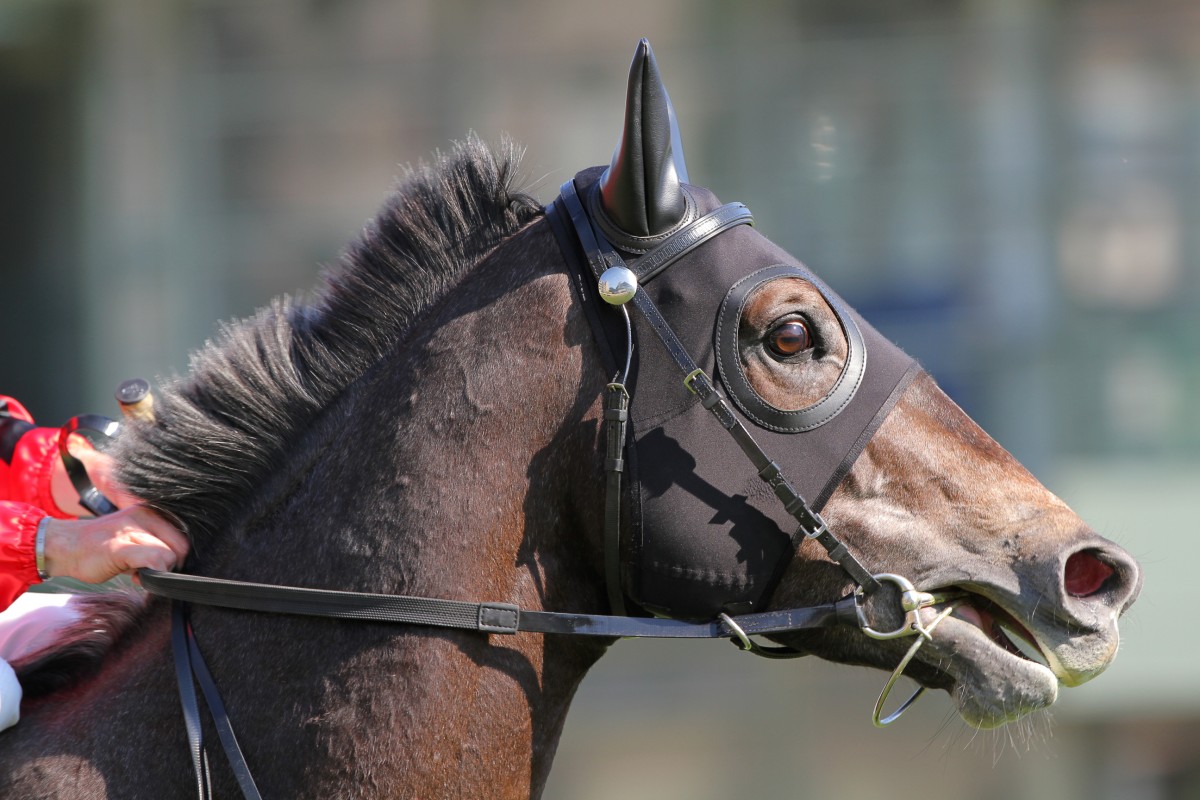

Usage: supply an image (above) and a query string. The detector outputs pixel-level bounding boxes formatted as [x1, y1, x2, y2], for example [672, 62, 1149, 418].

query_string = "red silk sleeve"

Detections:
[0, 503, 43, 610]
[0, 396, 75, 609]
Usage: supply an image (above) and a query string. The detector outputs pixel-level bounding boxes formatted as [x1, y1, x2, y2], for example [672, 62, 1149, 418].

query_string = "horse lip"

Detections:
[919, 586, 1057, 676]
[921, 584, 1116, 688]
[954, 592, 1050, 666]
[914, 609, 1059, 727]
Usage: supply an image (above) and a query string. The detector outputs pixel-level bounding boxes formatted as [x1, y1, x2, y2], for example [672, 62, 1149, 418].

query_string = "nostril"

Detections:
[1064, 550, 1115, 597]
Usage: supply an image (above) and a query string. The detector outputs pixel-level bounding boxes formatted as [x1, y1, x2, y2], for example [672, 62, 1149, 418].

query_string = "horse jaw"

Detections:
[806, 373, 1141, 729]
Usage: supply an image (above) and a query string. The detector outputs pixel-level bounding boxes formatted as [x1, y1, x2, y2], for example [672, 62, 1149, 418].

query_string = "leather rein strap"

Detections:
[145, 568, 857, 800]
[141, 568, 859, 641]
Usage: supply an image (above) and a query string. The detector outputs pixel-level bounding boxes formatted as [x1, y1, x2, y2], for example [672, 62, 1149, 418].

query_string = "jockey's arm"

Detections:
[0, 396, 189, 610]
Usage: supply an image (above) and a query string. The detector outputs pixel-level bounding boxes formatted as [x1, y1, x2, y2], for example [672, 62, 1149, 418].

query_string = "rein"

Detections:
[138, 568, 860, 643]
[140, 569, 867, 800]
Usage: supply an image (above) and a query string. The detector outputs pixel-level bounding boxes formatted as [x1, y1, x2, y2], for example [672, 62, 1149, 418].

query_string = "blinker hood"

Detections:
[563, 168, 920, 620]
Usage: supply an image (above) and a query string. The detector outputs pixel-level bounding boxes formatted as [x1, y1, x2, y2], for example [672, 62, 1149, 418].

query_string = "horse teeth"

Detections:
[997, 621, 1051, 669]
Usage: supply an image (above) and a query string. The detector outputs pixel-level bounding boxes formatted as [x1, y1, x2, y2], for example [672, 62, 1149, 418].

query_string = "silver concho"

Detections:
[598, 266, 638, 305]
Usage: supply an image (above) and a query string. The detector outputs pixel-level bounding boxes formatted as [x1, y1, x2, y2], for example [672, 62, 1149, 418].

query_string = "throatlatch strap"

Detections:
[172, 604, 212, 800]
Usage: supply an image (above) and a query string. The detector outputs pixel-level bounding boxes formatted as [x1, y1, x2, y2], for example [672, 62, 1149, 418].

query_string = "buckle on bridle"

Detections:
[683, 368, 706, 395]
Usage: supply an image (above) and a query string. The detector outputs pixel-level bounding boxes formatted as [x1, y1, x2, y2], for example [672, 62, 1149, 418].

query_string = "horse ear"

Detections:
[599, 38, 690, 239]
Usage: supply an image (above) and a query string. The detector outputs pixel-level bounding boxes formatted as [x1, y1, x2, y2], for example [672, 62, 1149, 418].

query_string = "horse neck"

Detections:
[186, 222, 613, 798]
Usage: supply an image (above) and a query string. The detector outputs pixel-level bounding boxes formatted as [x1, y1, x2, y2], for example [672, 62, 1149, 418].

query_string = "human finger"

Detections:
[110, 533, 183, 575]
[123, 506, 191, 566]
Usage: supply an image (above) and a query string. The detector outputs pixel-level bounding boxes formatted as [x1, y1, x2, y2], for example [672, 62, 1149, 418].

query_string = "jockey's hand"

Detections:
[41, 506, 190, 584]
[50, 434, 139, 515]
[44, 436, 189, 582]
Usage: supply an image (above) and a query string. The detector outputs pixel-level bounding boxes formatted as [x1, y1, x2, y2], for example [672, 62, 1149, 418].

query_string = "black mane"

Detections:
[115, 137, 542, 540]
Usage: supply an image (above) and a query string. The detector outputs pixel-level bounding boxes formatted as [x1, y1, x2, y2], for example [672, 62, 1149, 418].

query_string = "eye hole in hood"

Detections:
[716, 264, 867, 434]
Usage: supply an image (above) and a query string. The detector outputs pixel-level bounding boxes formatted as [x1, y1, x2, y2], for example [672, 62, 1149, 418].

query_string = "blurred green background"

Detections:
[0, 1, 1194, 798]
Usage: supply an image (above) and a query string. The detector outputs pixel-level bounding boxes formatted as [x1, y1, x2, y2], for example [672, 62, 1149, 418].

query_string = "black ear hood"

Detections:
[594, 38, 695, 251]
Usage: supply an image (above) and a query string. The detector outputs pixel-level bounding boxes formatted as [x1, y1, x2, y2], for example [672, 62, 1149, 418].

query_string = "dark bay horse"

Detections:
[0, 41, 1139, 799]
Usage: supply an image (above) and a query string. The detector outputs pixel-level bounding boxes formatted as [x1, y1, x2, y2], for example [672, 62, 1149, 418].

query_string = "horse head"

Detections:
[579, 39, 1141, 729]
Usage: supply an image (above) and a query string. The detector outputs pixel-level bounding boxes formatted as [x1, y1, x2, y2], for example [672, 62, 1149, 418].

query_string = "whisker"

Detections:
[921, 704, 964, 759]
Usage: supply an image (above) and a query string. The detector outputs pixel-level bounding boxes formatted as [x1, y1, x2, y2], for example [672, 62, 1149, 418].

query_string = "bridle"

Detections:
[66, 180, 954, 800]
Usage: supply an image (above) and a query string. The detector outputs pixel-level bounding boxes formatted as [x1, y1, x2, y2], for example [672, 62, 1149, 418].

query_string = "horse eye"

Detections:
[766, 320, 812, 357]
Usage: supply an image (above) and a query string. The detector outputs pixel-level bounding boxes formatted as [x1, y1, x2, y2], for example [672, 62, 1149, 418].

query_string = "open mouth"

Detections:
[941, 592, 1051, 671]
